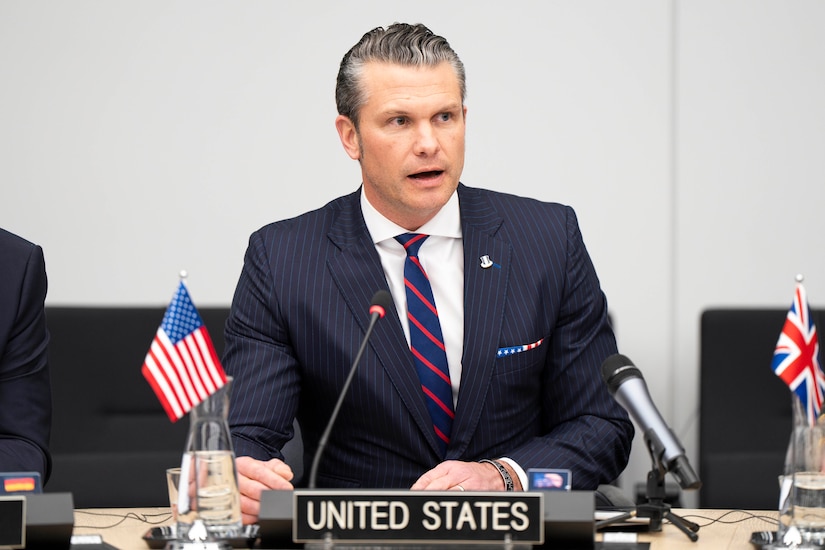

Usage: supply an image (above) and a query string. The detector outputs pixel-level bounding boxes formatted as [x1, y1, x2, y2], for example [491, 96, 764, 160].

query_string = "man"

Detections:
[224, 23, 633, 524]
[0, 228, 52, 480]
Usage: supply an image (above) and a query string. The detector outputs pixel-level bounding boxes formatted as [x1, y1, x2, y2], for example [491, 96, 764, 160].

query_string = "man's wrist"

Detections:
[479, 458, 518, 491]
[496, 457, 526, 491]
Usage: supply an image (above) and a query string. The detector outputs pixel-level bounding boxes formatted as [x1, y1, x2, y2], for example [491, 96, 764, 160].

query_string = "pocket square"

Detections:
[496, 338, 544, 358]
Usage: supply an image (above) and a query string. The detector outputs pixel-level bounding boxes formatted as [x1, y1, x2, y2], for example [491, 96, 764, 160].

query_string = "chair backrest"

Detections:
[699, 308, 825, 509]
[45, 306, 229, 507]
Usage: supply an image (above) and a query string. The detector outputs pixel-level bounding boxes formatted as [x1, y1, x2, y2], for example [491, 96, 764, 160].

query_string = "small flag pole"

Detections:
[774, 273, 825, 544]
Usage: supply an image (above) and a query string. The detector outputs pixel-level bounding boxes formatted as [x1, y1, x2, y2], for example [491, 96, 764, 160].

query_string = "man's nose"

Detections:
[413, 123, 439, 155]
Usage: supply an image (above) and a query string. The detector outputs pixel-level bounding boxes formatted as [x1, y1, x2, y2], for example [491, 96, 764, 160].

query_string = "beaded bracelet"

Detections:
[479, 458, 515, 491]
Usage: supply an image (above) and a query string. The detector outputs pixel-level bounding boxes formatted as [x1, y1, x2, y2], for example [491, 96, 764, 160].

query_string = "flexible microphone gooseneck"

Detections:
[601, 353, 701, 490]
[307, 290, 394, 489]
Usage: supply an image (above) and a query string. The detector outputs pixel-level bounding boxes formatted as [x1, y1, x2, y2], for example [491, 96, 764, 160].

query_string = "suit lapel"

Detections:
[325, 191, 442, 456]
[449, 185, 511, 458]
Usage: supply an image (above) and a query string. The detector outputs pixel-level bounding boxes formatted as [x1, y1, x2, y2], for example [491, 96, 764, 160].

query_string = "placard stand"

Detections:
[0, 495, 26, 548]
[24, 492, 75, 549]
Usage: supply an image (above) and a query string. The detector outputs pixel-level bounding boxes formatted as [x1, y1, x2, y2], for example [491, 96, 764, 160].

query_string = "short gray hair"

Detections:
[335, 23, 466, 127]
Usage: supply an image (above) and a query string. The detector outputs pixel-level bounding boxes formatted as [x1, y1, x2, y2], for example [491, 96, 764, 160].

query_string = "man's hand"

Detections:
[236, 456, 294, 524]
[410, 460, 523, 491]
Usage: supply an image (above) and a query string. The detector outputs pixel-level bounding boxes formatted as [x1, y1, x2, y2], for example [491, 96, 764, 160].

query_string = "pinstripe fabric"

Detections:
[223, 184, 634, 489]
[0, 229, 51, 479]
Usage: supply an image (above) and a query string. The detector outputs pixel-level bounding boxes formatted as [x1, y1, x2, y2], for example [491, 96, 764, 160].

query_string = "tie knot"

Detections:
[395, 233, 429, 257]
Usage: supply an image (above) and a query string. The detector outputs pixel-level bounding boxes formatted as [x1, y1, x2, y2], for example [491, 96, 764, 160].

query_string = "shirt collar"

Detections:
[360, 187, 462, 244]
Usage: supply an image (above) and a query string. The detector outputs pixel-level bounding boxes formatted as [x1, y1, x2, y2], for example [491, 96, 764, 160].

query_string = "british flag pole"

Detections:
[773, 275, 825, 546]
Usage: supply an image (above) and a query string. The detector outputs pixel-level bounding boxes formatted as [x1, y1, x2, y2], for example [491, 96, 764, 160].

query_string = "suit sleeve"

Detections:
[223, 230, 300, 462]
[507, 207, 634, 488]
[0, 244, 52, 480]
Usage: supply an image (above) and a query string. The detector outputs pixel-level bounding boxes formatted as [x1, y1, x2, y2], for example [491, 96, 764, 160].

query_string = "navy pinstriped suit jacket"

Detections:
[0, 228, 51, 480]
[223, 184, 633, 489]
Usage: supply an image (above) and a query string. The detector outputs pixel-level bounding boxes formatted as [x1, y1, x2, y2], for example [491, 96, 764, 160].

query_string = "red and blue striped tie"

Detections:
[395, 233, 454, 456]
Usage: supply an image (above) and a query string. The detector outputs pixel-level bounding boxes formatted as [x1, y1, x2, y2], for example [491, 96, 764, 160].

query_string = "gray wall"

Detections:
[3, 1, 824, 506]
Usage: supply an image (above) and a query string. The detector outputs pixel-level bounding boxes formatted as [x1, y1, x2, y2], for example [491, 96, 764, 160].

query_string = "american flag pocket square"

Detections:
[496, 338, 544, 358]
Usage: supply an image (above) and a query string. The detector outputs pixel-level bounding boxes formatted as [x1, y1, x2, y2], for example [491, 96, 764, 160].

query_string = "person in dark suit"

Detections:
[0, 228, 52, 480]
[224, 23, 634, 523]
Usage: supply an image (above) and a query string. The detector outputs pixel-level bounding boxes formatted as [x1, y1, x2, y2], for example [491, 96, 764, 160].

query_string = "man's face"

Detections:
[336, 61, 467, 230]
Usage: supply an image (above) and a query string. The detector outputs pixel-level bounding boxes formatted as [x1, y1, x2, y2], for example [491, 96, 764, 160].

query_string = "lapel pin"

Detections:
[480, 255, 500, 269]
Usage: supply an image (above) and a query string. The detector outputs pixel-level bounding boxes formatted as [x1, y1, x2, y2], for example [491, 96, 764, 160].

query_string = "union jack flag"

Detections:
[771, 281, 825, 427]
[141, 280, 227, 421]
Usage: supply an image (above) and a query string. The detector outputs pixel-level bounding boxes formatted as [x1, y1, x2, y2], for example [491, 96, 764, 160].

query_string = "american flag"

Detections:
[771, 281, 825, 427]
[141, 281, 227, 422]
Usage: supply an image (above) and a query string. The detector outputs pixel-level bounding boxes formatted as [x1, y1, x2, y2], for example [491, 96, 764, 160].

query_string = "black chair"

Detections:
[44, 307, 230, 507]
[45, 306, 305, 508]
[698, 308, 825, 509]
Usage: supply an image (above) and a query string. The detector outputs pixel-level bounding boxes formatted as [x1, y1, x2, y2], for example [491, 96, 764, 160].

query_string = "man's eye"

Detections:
[392, 117, 407, 125]
[438, 113, 452, 122]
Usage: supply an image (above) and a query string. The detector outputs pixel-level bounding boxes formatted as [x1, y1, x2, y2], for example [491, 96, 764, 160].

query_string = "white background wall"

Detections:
[2, 0, 824, 506]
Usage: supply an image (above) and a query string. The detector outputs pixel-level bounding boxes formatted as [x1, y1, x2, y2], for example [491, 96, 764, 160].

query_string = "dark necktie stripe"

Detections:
[395, 233, 454, 456]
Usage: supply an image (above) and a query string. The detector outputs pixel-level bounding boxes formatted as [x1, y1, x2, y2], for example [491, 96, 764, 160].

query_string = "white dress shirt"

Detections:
[360, 189, 464, 407]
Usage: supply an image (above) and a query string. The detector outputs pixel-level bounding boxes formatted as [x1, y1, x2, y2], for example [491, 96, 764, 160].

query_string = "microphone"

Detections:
[307, 290, 393, 489]
[601, 354, 701, 490]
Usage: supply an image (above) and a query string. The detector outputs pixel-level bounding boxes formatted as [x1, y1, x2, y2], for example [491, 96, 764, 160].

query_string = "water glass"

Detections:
[166, 467, 182, 521]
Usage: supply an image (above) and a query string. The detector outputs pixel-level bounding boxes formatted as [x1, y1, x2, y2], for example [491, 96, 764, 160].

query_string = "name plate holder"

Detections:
[259, 489, 594, 548]
[0, 493, 74, 550]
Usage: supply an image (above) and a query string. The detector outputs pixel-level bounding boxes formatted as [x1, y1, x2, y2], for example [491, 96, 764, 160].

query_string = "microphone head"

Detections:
[601, 353, 644, 395]
[369, 290, 394, 319]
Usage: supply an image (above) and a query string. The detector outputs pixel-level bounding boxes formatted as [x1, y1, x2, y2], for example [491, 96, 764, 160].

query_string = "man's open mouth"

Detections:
[409, 170, 443, 179]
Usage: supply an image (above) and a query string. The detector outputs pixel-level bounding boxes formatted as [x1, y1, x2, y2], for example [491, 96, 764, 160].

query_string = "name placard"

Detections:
[292, 490, 544, 545]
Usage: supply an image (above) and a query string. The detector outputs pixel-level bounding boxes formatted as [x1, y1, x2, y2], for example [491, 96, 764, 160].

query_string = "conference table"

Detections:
[72, 507, 778, 549]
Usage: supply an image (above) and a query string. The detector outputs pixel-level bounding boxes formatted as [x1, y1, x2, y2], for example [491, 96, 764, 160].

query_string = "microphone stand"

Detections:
[307, 291, 391, 489]
[635, 433, 701, 542]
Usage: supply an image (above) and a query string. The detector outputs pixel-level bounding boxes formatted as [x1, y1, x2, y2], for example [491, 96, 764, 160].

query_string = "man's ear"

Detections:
[335, 115, 361, 160]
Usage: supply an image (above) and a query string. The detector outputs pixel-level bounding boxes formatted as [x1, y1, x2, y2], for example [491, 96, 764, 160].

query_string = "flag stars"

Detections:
[161, 287, 203, 344]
